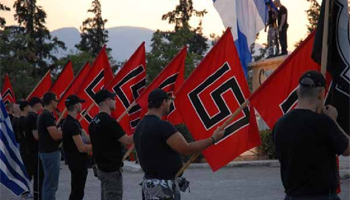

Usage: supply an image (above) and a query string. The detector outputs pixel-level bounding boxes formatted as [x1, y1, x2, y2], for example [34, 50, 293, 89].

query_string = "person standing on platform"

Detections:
[274, 0, 289, 55]
[265, 1, 279, 57]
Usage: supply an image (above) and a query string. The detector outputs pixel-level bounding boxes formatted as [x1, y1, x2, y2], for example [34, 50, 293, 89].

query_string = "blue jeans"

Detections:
[39, 151, 61, 200]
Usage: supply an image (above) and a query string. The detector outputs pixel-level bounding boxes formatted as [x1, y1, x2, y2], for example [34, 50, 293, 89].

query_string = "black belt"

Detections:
[144, 174, 173, 180]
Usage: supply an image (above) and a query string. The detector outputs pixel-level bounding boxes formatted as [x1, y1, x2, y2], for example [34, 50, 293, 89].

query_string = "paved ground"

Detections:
[1, 160, 349, 200]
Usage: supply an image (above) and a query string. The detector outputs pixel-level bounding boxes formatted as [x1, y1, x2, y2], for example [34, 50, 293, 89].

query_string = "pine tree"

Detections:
[76, 0, 109, 57]
[305, 0, 321, 33]
[0, 2, 10, 29]
[295, 0, 320, 47]
[13, 0, 66, 77]
[147, 0, 208, 81]
[0, 28, 37, 99]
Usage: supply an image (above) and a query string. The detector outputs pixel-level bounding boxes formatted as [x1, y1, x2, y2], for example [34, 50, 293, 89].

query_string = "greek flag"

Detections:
[213, 0, 268, 76]
[0, 94, 30, 196]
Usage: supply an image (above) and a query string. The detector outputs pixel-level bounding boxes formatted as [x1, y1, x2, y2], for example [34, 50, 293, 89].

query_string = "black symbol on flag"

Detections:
[113, 65, 146, 128]
[81, 109, 93, 123]
[279, 87, 298, 114]
[85, 71, 105, 101]
[189, 63, 250, 142]
[158, 73, 178, 115]
[2, 88, 14, 105]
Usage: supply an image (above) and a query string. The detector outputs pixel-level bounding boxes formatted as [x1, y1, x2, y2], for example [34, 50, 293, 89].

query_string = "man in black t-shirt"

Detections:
[25, 97, 44, 200]
[134, 88, 225, 200]
[62, 95, 92, 200]
[273, 71, 350, 200]
[89, 89, 133, 200]
[274, 0, 288, 55]
[38, 92, 62, 200]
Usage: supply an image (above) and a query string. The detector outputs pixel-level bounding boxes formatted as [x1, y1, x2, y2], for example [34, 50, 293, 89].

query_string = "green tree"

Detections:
[0, 2, 10, 29]
[295, 0, 320, 47]
[305, 0, 321, 33]
[76, 0, 109, 57]
[13, 0, 66, 77]
[0, 28, 37, 99]
[146, 0, 209, 82]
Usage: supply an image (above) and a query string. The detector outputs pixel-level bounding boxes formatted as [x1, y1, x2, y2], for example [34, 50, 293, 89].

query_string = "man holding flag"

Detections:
[89, 89, 133, 200]
[134, 88, 225, 200]
[273, 71, 349, 200]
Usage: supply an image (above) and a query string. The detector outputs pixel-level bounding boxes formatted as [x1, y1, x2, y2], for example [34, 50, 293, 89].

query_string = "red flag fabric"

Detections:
[57, 62, 91, 114]
[175, 28, 260, 171]
[249, 32, 320, 129]
[27, 70, 52, 100]
[76, 46, 114, 132]
[136, 46, 186, 125]
[50, 60, 74, 100]
[106, 42, 146, 135]
[1, 74, 16, 105]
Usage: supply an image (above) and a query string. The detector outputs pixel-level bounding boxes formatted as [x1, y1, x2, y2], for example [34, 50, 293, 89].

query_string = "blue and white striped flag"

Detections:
[213, 0, 268, 76]
[0, 94, 30, 196]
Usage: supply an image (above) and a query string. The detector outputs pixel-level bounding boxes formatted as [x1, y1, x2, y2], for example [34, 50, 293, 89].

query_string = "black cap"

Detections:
[299, 70, 326, 88]
[29, 97, 43, 107]
[65, 95, 86, 107]
[19, 101, 29, 111]
[93, 89, 116, 104]
[148, 88, 173, 105]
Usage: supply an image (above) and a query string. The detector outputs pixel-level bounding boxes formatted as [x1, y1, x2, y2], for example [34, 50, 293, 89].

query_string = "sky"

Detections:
[2, 0, 321, 51]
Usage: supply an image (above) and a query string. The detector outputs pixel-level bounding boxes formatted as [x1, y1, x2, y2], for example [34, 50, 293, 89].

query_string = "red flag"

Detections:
[76, 46, 114, 132]
[249, 32, 321, 129]
[1, 74, 16, 105]
[50, 60, 74, 100]
[57, 62, 91, 114]
[136, 46, 186, 125]
[27, 70, 52, 100]
[175, 28, 260, 171]
[106, 42, 146, 135]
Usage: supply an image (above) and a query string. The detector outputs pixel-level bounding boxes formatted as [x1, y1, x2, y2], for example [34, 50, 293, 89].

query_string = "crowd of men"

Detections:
[5, 70, 349, 200]
[7, 88, 225, 200]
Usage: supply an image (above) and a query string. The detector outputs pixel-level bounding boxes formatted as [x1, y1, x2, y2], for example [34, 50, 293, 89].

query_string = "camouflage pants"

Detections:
[267, 26, 279, 56]
[141, 177, 189, 200]
[97, 169, 123, 200]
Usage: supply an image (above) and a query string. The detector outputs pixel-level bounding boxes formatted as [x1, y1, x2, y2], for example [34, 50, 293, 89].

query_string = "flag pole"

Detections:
[320, 0, 330, 77]
[118, 101, 137, 161]
[117, 101, 137, 122]
[56, 108, 67, 126]
[26, 69, 51, 100]
[175, 99, 251, 177]
[78, 103, 95, 122]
